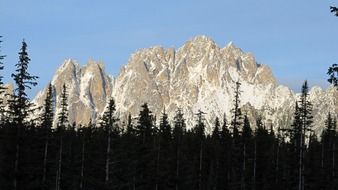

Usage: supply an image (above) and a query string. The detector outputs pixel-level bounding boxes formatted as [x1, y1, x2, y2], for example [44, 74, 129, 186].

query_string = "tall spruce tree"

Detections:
[210, 117, 221, 190]
[8, 40, 38, 125]
[136, 103, 155, 189]
[194, 110, 206, 190]
[220, 113, 232, 189]
[40, 83, 54, 189]
[137, 103, 153, 144]
[231, 81, 242, 138]
[156, 108, 171, 190]
[230, 81, 243, 189]
[100, 98, 118, 186]
[321, 112, 337, 189]
[8, 40, 38, 190]
[291, 80, 313, 190]
[55, 83, 68, 190]
[172, 108, 186, 190]
[241, 114, 253, 190]
[300, 81, 313, 190]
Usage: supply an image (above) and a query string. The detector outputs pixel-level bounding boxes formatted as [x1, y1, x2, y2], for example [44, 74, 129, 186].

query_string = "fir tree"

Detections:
[40, 83, 54, 189]
[56, 83, 68, 190]
[8, 40, 38, 125]
[137, 103, 154, 144]
[135, 103, 155, 189]
[298, 80, 313, 190]
[241, 114, 253, 190]
[194, 110, 206, 190]
[0, 36, 7, 119]
[231, 81, 242, 138]
[159, 108, 171, 147]
[210, 117, 221, 190]
[100, 98, 118, 186]
[172, 108, 186, 190]
[230, 81, 243, 189]
[321, 112, 337, 188]
[8, 40, 38, 190]
[155, 108, 171, 190]
[220, 113, 232, 189]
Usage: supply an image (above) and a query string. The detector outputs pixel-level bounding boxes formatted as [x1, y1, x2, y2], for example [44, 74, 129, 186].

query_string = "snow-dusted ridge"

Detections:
[33, 36, 338, 134]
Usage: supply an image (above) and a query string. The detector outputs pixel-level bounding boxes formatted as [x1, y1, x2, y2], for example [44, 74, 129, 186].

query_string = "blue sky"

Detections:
[1, 0, 338, 96]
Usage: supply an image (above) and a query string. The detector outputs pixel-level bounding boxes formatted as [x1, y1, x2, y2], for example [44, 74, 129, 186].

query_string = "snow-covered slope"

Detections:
[33, 36, 338, 133]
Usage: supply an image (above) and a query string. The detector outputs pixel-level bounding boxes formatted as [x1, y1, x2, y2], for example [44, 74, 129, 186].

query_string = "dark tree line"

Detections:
[0, 40, 337, 190]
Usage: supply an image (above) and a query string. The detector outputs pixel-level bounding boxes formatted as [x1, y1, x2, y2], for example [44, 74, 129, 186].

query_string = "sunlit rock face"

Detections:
[33, 59, 113, 126]
[33, 36, 337, 134]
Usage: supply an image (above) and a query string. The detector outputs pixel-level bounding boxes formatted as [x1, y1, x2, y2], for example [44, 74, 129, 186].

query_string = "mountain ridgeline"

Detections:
[0, 36, 338, 190]
[33, 36, 337, 133]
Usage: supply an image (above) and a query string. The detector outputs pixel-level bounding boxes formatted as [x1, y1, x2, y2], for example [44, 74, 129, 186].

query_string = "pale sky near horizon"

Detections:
[1, 0, 338, 97]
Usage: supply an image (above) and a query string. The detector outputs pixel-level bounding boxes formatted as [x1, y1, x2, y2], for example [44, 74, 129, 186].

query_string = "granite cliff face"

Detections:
[33, 36, 338, 133]
[33, 59, 113, 125]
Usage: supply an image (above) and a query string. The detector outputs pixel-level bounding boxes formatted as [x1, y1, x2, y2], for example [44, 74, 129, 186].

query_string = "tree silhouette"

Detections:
[329, 6, 338, 87]
[330, 6, 338, 16]
[55, 83, 68, 190]
[328, 64, 338, 87]
[8, 40, 38, 125]
[7, 40, 38, 190]
[40, 83, 54, 189]
[0, 36, 7, 119]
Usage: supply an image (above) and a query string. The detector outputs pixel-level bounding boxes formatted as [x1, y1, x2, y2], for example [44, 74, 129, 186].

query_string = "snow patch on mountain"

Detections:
[32, 36, 337, 134]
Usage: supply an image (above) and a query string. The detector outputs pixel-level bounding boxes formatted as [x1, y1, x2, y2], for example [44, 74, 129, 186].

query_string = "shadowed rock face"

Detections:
[33, 36, 337, 134]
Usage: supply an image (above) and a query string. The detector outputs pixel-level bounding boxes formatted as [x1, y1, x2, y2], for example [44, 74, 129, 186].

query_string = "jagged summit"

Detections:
[189, 35, 217, 45]
[33, 36, 337, 134]
[34, 59, 113, 125]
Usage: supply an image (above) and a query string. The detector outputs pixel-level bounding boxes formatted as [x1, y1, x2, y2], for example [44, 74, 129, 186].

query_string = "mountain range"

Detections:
[32, 36, 338, 133]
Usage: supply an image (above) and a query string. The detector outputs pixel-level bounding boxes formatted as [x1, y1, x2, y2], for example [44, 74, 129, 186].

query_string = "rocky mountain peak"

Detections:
[34, 59, 113, 126]
[189, 35, 217, 45]
[33, 36, 337, 134]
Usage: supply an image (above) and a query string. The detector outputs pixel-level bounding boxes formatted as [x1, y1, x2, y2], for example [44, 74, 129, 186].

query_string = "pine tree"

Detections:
[172, 108, 186, 190]
[8, 40, 38, 125]
[100, 98, 118, 186]
[231, 81, 242, 138]
[40, 84, 54, 189]
[304, 133, 322, 190]
[298, 80, 313, 190]
[194, 110, 206, 190]
[241, 114, 253, 190]
[8, 40, 38, 190]
[210, 117, 221, 190]
[230, 81, 243, 189]
[0, 37, 6, 188]
[159, 108, 171, 146]
[155, 108, 171, 190]
[220, 113, 232, 189]
[0, 36, 7, 119]
[56, 83, 68, 190]
[254, 116, 274, 190]
[135, 103, 155, 189]
[137, 103, 154, 144]
[320, 112, 337, 189]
